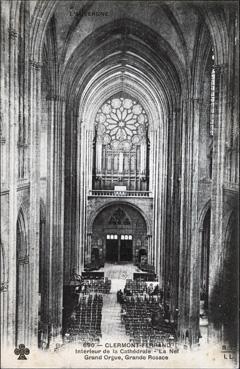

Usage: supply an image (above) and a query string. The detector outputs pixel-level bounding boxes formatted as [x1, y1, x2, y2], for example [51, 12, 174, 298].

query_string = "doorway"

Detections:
[106, 235, 118, 262]
[120, 235, 133, 262]
[105, 234, 133, 262]
[91, 247, 100, 261]
[91, 204, 147, 265]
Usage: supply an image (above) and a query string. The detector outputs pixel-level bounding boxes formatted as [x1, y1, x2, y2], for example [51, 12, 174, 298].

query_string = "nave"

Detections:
[62, 264, 177, 349]
[1, 2, 238, 368]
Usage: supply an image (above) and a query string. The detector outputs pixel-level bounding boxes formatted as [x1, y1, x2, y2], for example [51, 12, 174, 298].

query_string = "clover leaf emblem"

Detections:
[14, 344, 30, 360]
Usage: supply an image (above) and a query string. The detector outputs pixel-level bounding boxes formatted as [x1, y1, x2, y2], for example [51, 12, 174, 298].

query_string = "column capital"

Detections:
[29, 59, 42, 70]
[46, 94, 65, 102]
[0, 137, 6, 145]
[0, 281, 8, 292]
[174, 108, 181, 113]
[213, 63, 227, 72]
[8, 27, 18, 39]
[183, 97, 203, 105]
[18, 255, 29, 265]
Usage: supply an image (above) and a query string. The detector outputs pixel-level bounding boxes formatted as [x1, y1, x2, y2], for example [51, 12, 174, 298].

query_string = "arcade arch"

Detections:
[91, 204, 147, 264]
[16, 209, 29, 346]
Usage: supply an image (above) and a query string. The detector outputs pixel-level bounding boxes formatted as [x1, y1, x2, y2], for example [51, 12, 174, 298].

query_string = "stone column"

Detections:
[208, 64, 227, 342]
[152, 121, 168, 288]
[28, 58, 42, 348]
[199, 226, 204, 285]
[166, 109, 181, 321]
[86, 233, 92, 263]
[140, 141, 146, 174]
[178, 96, 202, 346]
[148, 130, 156, 193]
[7, 26, 19, 348]
[87, 130, 94, 191]
[0, 243, 8, 349]
[147, 234, 153, 265]
[76, 123, 88, 274]
[44, 92, 65, 347]
[151, 129, 158, 274]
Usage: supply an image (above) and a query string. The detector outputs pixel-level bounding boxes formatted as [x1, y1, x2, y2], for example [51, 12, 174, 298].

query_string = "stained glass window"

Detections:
[107, 235, 118, 239]
[120, 235, 132, 240]
[108, 208, 131, 226]
[93, 95, 149, 191]
[209, 50, 215, 137]
[95, 96, 148, 151]
[210, 68, 215, 136]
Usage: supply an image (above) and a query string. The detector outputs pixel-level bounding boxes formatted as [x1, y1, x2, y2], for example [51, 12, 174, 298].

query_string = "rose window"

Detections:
[93, 95, 149, 191]
[95, 96, 148, 150]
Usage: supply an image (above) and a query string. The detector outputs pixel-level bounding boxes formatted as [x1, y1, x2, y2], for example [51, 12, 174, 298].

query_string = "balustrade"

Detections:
[88, 190, 151, 197]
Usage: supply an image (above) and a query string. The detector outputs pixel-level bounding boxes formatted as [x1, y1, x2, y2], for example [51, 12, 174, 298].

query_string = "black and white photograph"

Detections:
[0, 0, 239, 368]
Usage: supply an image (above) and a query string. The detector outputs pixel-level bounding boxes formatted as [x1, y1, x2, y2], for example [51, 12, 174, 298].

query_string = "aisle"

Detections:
[101, 293, 128, 343]
[100, 263, 136, 343]
[99, 262, 140, 280]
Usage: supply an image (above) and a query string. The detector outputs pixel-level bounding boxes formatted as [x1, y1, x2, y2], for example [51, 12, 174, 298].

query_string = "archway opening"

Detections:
[199, 207, 211, 342]
[221, 213, 238, 348]
[38, 201, 49, 349]
[200, 208, 211, 313]
[138, 248, 148, 264]
[16, 210, 29, 346]
[91, 204, 147, 265]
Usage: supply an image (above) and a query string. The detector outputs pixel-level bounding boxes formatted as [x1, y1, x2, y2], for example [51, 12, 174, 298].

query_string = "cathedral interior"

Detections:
[0, 0, 239, 364]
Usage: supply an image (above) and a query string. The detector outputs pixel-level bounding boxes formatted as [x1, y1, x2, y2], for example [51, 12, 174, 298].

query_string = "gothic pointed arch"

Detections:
[108, 207, 131, 226]
[220, 210, 238, 347]
[16, 208, 29, 345]
[38, 199, 49, 348]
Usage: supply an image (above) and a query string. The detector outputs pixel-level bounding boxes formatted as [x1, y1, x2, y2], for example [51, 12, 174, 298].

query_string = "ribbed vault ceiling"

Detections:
[60, 18, 185, 130]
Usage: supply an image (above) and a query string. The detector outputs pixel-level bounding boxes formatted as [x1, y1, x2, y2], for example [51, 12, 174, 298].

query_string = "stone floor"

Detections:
[100, 263, 139, 343]
[98, 262, 141, 282]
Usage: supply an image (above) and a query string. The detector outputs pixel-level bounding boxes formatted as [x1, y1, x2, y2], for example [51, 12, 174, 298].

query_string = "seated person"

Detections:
[151, 310, 163, 328]
[148, 283, 154, 295]
[153, 284, 160, 295]
[117, 289, 124, 303]
[121, 308, 127, 322]
[164, 303, 170, 322]
[124, 287, 132, 296]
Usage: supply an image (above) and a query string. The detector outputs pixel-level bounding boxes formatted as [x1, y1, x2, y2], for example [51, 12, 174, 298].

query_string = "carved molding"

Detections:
[17, 141, 28, 148]
[223, 182, 239, 194]
[8, 28, 18, 39]
[29, 59, 42, 70]
[17, 181, 30, 192]
[17, 255, 29, 265]
[183, 97, 203, 104]
[213, 63, 227, 73]
[199, 177, 212, 184]
[46, 94, 65, 102]
[0, 281, 8, 292]
[0, 137, 6, 145]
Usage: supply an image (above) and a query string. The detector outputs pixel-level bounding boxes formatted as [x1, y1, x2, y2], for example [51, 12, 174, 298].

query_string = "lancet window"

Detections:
[209, 52, 215, 137]
[17, 2, 28, 180]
